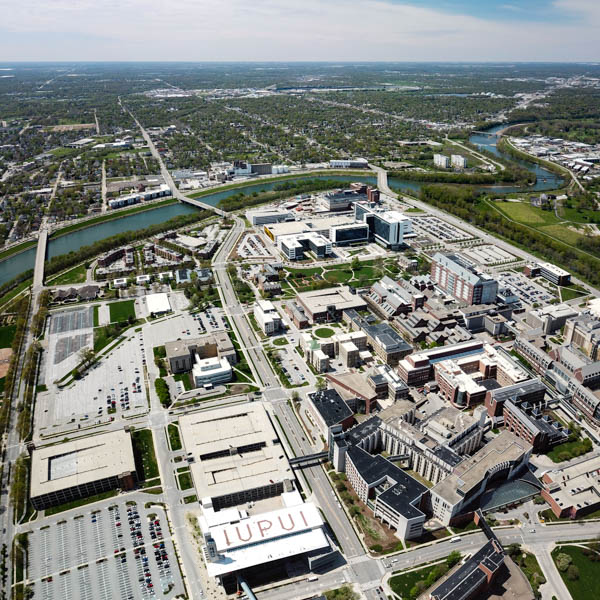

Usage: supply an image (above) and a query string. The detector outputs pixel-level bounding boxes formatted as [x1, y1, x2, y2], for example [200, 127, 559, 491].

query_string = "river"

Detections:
[0, 131, 562, 287]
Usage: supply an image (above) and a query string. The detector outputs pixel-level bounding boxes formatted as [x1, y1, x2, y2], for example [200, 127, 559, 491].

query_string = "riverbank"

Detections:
[498, 137, 582, 192]
[186, 169, 372, 200]
[48, 198, 179, 240]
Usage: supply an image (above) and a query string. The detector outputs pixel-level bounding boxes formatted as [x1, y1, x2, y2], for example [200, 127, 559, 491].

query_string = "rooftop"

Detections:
[179, 403, 291, 502]
[431, 431, 530, 506]
[296, 286, 367, 315]
[308, 389, 354, 427]
[30, 430, 135, 498]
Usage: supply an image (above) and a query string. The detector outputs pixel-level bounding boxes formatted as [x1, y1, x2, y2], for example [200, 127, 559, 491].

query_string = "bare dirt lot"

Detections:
[0, 347, 12, 378]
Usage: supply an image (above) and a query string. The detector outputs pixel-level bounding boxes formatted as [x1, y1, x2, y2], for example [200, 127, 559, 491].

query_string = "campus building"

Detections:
[429, 431, 532, 525]
[165, 332, 236, 373]
[354, 202, 413, 249]
[192, 356, 233, 387]
[345, 446, 428, 541]
[180, 403, 294, 511]
[30, 430, 137, 510]
[295, 286, 367, 324]
[253, 300, 282, 335]
[541, 454, 600, 519]
[431, 253, 498, 305]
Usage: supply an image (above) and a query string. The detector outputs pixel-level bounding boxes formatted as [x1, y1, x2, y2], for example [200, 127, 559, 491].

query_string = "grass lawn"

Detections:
[552, 545, 600, 599]
[314, 327, 335, 339]
[546, 437, 593, 463]
[48, 264, 87, 285]
[132, 429, 159, 480]
[93, 305, 99, 327]
[167, 423, 182, 451]
[109, 300, 136, 323]
[173, 372, 192, 391]
[538, 223, 586, 246]
[0, 324, 16, 348]
[540, 506, 600, 522]
[272, 337, 289, 346]
[560, 286, 587, 301]
[183, 494, 198, 504]
[178, 472, 193, 491]
[44, 489, 118, 516]
[495, 201, 559, 226]
[389, 560, 453, 600]
[93, 326, 122, 353]
[513, 550, 546, 596]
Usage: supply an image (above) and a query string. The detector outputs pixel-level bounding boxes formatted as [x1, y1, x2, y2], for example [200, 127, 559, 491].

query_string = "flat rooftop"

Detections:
[179, 403, 291, 502]
[296, 286, 367, 315]
[432, 431, 530, 506]
[545, 454, 600, 512]
[204, 502, 328, 577]
[30, 429, 135, 498]
[308, 389, 354, 427]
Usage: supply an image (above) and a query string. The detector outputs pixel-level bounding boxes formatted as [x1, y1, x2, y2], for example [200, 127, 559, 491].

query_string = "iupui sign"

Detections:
[211, 502, 323, 550]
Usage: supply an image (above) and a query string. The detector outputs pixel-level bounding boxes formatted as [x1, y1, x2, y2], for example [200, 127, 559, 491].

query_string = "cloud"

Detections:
[0, 0, 598, 61]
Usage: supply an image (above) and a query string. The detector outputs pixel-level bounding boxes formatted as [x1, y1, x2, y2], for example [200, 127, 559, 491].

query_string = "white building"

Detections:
[146, 292, 171, 315]
[434, 154, 450, 169]
[354, 202, 413, 250]
[108, 183, 170, 209]
[192, 356, 232, 387]
[329, 158, 369, 169]
[451, 154, 467, 169]
[253, 300, 282, 335]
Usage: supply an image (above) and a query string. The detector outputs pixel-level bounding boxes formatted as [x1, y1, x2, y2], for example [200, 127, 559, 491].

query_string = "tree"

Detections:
[78, 347, 95, 368]
[446, 551, 462, 568]
[350, 256, 360, 270]
[567, 564, 579, 581]
[555, 553, 572, 572]
[316, 378, 327, 391]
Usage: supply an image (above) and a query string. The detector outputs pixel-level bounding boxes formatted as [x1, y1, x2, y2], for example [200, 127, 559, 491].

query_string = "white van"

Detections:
[450, 536, 461, 543]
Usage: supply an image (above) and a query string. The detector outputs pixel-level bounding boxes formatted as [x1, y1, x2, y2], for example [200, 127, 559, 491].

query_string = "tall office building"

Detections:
[354, 202, 413, 250]
[431, 253, 498, 305]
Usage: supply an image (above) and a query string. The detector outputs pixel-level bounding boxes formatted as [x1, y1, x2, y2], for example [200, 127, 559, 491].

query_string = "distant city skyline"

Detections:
[0, 0, 599, 62]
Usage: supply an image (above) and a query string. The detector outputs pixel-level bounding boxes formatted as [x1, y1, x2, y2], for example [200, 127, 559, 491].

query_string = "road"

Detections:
[125, 105, 227, 216]
[101, 160, 107, 212]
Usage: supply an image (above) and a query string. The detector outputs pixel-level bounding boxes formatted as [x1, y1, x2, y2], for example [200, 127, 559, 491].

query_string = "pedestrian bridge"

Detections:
[289, 451, 329, 467]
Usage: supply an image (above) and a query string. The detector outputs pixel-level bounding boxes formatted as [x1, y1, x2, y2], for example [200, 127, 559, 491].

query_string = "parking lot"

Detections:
[43, 307, 95, 379]
[497, 271, 556, 306]
[273, 344, 311, 386]
[36, 329, 147, 436]
[237, 233, 274, 259]
[411, 215, 472, 242]
[26, 500, 184, 600]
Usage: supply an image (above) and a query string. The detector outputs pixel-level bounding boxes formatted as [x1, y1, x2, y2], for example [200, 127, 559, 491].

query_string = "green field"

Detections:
[109, 300, 136, 323]
[314, 327, 335, 339]
[495, 201, 559, 226]
[44, 490, 118, 516]
[0, 324, 17, 348]
[552, 545, 600, 599]
[48, 264, 87, 285]
[389, 554, 460, 600]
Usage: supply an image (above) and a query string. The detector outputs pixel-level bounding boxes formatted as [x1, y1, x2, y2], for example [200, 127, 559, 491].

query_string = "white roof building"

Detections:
[146, 292, 171, 315]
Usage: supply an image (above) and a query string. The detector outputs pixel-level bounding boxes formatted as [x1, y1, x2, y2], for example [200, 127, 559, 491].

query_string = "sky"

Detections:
[0, 0, 599, 62]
